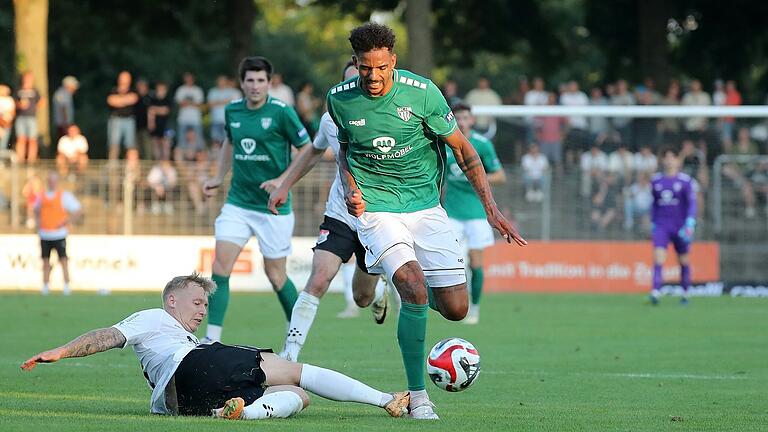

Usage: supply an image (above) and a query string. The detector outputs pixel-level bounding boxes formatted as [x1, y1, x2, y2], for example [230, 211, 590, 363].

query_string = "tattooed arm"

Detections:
[21, 327, 126, 371]
[443, 129, 527, 246]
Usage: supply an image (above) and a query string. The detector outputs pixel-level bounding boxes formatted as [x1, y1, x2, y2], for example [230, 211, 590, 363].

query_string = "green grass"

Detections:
[1, 292, 767, 431]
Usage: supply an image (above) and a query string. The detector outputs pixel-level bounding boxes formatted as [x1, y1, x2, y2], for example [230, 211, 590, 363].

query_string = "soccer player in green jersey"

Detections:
[202, 57, 310, 342]
[326, 23, 526, 419]
[443, 103, 507, 325]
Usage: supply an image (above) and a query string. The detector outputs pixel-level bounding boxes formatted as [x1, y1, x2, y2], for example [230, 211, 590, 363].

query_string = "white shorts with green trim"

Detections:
[214, 203, 294, 259]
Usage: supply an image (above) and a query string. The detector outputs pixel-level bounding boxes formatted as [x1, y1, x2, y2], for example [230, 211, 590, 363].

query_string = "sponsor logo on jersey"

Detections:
[445, 111, 455, 123]
[240, 138, 256, 154]
[230, 122, 241, 128]
[316, 229, 330, 245]
[365, 145, 413, 160]
[397, 106, 413, 122]
[298, 128, 308, 138]
[261, 118, 272, 129]
[349, 118, 366, 127]
[372, 136, 396, 153]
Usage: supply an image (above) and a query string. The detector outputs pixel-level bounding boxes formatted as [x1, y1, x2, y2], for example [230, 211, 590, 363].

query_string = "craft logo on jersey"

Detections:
[372, 136, 395, 153]
[261, 118, 272, 130]
[240, 138, 256, 154]
[230, 121, 241, 128]
[397, 106, 413, 122]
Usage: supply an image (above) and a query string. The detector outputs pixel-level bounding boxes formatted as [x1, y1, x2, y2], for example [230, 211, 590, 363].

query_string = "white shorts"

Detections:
[214, 203, 294, 259]
[355, 206, 466, 288]
[449, 218, 495, 250]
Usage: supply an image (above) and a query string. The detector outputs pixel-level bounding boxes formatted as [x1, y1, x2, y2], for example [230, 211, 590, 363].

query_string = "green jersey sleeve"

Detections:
[224, 103, 234, 143]
[423, 81, 458, 137]
[280, 105, 310, 148]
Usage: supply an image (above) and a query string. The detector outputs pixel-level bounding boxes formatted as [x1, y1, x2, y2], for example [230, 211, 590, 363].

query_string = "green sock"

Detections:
[208, 273, 230, 326]
[398, 302, 428, 391]
[276, 278, 298, 320]
[470, 267, 484, 305]
[426, 284, 439, 312]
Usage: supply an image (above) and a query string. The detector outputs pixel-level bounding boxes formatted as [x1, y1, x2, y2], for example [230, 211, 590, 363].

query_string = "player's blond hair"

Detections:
[162, 271, 217, 303]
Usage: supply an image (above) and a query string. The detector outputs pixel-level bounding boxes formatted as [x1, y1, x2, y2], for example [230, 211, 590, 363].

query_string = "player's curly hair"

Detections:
[349, 22, 396, 54]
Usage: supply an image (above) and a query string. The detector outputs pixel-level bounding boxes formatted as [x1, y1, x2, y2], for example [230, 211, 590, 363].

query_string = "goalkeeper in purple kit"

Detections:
[649, 147, 698, 305]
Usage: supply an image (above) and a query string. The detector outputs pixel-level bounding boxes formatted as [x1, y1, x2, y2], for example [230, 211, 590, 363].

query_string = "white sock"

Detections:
[341, 262, 356, 307]
[42, 283, 50, 294]
[206, 324, 222, 342]
[409, 389, 429, 407]
[283, 292, 320, 360]
[63, 283, 71, 295]
[299, 364, 387, 407]
[373, 277, 386, 303]
[241, 391, 304, 419]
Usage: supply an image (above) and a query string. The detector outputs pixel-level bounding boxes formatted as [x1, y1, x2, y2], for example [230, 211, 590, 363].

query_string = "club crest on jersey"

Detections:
[397, 106, 413, 122]
[372, 136, 396, 153]
[261, 118, 272, 129]
[240, 138, 256, 154]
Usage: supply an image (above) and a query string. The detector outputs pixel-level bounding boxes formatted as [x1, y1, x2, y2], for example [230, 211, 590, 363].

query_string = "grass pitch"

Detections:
[1, 292, 766, 431]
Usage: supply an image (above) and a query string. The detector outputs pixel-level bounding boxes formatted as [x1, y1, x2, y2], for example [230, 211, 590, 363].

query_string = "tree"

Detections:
[14, 0, 50, 149]
[404, 0, 433, 75]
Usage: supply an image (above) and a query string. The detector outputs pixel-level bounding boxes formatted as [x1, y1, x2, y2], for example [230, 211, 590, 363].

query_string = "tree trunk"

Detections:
[228, 0, 256, 75]
[636, 0, 670, 89]
[405, 0, 434, 76]
[14, 0, 50, 149]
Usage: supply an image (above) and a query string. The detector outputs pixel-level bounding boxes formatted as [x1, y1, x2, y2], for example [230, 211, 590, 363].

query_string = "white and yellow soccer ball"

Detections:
[427, 338, 481, 392]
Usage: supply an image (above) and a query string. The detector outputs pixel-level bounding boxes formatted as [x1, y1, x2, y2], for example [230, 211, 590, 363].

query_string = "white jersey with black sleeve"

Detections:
[313, 112, 358, 230]
[112, 308, 200, 415]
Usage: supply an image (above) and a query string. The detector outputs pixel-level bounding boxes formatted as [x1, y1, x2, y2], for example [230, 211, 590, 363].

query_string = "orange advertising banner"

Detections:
[484, 241, 720, 293]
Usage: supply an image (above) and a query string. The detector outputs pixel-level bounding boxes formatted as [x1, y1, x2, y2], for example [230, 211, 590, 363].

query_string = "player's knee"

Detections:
[392, 263, 427, 304]
[353, 289, 373, 308]
[305, 273, 331, 297]
[293, 387, 311, 408]
[440, 299, 468, 321]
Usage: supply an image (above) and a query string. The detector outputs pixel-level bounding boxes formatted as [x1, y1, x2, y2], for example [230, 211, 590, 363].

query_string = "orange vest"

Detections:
[39, 190, 68, 231]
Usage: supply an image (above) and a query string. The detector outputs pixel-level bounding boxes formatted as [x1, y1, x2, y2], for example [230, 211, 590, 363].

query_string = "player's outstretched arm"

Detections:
[21, 327, 126, 371]
[204, 137, 233, 198]
[338, 141, 365, 216]
[266, 144, 327, 214]
[443, 129, 527, 246]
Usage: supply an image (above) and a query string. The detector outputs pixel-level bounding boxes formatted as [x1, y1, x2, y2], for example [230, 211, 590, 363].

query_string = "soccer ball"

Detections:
[427, 338, 481, 392]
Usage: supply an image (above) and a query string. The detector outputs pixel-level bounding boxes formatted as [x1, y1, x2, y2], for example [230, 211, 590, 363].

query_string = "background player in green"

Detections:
[202, 56, 310, 343]
[443, 102, 507, 325]
[327, 23, 526, 419]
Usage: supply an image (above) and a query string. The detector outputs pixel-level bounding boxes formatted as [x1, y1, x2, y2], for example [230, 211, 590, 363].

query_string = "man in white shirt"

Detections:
[206, 75, 242, 147]
[268, 73, 295, 106]
[56, 124, 89, 176]
[464, 76, 502, 136]
[21, 272, 410, 420]
[0, 84, 16, 150]
[580, 143, 608, 197]
[521, 143, 549, 202]
[174, 72, 205, 151]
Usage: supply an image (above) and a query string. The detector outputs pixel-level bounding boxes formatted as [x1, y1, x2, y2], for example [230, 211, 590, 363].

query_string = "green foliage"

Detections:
[2, 292, 767, 431]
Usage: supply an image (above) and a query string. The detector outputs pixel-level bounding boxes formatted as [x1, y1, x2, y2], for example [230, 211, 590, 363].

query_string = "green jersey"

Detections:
[326, 69, 457, 213]
[224, 96, 309, 214]
[443, 130, 502, 220]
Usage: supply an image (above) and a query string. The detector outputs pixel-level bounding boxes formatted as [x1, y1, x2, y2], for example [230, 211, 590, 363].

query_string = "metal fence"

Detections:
[2, 152, 767, 281]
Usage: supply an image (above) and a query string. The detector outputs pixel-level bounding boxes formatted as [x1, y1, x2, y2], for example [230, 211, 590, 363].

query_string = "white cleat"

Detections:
[371, 287, 388, 324]
[409, 399, 439, 420]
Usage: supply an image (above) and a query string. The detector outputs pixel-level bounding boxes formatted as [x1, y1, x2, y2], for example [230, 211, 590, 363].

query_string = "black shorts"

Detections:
[41, 239, 67, 259]
[174, 342, 272, 416]
[312, 216, 372, 274]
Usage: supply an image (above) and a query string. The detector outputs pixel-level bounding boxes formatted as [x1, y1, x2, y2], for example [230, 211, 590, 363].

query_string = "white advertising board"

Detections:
[0, 235, 343, 293]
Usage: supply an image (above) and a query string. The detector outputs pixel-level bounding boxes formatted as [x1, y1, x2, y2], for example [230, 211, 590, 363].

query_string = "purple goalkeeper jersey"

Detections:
[651, 172, 697, 229]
